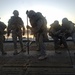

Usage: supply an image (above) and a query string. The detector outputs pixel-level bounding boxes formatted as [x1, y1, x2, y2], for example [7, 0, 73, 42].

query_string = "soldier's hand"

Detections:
[7, 32, 10, 37]
[23, 30, 25, 35]
[26, 25, 31, 29]
[3, 31, 7, 34]
[7, 34, 9, 37]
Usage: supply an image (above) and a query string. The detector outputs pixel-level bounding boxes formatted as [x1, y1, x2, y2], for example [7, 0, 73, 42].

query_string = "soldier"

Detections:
[0, 20, 7, 55]
[49, 20, 68, 53]
[26, 10, 48, 60]
[62, 18, 75, 53]
[62, 18, 71, 38]
[62, 18, 75, 39]
[7, 10, 25, 55]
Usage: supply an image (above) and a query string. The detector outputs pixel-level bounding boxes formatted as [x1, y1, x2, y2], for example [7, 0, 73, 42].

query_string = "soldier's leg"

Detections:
[71, 33, 75, 54]
[18, 35, 25, 52]
[61, 36, 68, 49]
[38, 34, 47, 60]
[72, 33, 75, 44]
[12, 33, 18, 55]
[0, 35, 7, 55]
[53, 36, 61, 54]
[35, 33, 40, 51]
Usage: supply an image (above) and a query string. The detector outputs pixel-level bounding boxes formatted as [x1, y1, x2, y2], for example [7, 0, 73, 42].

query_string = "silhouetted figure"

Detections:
[62, 18, 71, 38]
[0, 21, 7, 55]
[7, 10, 25, 55]
[26, 10, 48, 60]
[49, 20, 68, 53]
[62, 18, 75, 53]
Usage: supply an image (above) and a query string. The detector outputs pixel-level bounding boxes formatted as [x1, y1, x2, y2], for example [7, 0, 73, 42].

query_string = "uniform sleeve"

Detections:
[0, 22, 7, 35]
[19, 17, 25, 35]
[8, 19, 12, 30]
[19, 17, 24, 26]
[0, 22, 7, 30]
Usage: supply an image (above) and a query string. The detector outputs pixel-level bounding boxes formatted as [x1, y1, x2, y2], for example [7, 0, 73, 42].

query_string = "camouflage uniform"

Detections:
[62, 18, 75, 50]
[49, 20, 68, 53]
[0, 21, 7, 55]
[26, 10, 48, 60]
[7, 10, 25, 55]
[62, 18, 75, 38]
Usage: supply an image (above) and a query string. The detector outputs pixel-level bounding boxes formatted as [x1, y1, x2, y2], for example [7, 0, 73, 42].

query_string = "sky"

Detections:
[0, 0, 75, 27]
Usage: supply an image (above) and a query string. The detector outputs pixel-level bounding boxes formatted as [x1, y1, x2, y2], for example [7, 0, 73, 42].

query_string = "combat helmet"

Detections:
[13, 10, 19, 16]
[62, 18, 68, 23]
[54, 20, 59, 24]
[26, 10, 36, 18]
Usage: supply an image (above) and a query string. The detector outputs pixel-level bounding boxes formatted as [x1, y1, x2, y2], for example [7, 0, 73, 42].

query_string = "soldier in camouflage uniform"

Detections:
[0, 20, 7, 55]
[62, 18, 75, 39]
[7, 10, 25, 55]
[62, 18, 75, 54]
[26, 10, 48, 60]
[49, 20, 68, 53]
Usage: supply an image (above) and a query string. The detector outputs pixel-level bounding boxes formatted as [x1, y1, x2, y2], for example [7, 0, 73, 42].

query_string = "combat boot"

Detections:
[2, 52, 7, 55]
[13, 49, 19, 55]
[21, 48, 26, 52]
[55, 45, 61, 54]
[38, 55, 47, 60]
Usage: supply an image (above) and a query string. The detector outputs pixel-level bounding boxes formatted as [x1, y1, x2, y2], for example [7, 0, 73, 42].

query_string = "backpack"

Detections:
[36, 12, 47, 31]
[36, 12, 48, 41]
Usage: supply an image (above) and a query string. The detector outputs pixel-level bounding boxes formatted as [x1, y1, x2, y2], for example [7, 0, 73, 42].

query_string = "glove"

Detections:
[23, 30, 25, 35]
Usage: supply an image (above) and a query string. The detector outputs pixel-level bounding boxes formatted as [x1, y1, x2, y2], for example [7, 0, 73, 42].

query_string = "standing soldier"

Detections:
[0, 20, 7, 55]
[26, 10, 48, 60]
[7, 10, 25, 55]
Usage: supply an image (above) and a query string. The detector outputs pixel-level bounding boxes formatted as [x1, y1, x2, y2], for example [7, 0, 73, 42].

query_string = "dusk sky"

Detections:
[0, 0, 75, 27]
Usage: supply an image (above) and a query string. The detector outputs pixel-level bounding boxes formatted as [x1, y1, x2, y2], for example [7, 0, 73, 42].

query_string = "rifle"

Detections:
[26, 10, 29, 54]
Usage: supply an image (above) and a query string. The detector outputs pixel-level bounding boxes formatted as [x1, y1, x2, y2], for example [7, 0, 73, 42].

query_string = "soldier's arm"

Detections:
[7, 25, 11, 37]
[7, 19, 11, 37]
[0, 22, 7, 35]
[54, 30, 61, 35]
[49, 28, 52, 36]
[69, 23, 74, 33]
[20, 18, 25, 35]
[22, 25, 25, 35]
[33, 20, 43, 34]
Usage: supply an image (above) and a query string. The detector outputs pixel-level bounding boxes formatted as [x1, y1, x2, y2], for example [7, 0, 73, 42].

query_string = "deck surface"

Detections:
[0, 41, 75, 75]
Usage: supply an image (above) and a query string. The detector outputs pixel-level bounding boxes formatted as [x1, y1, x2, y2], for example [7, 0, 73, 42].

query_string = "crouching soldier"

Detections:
[26, 10, 48, 60]
[0, 20, 7, 55]
[7, 10, 25, 55]
[49, 20, 68, 54]
[62, 18, 75, 54]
